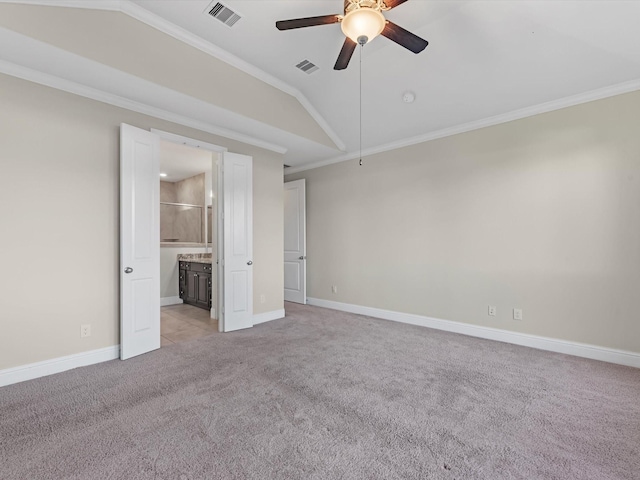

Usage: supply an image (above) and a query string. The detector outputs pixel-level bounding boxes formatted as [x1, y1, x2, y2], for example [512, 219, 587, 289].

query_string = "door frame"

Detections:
[150, 129, 227, 324]
[283, 179, 307, 304]
[120, 124, 161, 360]
[121, 127, 257, 353]
[219, 152, 254, 332]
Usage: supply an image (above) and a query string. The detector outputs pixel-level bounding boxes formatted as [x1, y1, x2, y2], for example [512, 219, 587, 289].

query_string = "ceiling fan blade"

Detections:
[334, 37, 357, 70]
[276, 14, 341, 31]
[384, 0, 410, 9]
[381, 21, 428, 53]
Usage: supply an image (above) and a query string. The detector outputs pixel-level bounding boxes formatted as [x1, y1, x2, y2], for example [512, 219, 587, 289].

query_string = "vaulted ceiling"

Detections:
[1, 1, 640, 172]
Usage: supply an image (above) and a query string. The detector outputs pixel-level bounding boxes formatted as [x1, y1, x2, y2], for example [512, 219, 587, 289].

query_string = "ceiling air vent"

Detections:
[295, 60, 319, 75]
[207, 2, 241, 27]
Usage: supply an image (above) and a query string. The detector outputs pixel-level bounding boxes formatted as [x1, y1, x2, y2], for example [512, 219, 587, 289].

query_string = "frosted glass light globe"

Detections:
[341, 8, 386, 44]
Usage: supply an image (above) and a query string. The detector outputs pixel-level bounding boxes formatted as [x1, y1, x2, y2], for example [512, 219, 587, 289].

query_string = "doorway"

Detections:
[120, 125, 255, 360]
[157, 138, 219, 345]
[284, 179, 307, 304]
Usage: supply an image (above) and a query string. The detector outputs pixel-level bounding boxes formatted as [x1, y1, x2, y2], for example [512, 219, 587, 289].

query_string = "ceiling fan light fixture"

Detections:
[341, 8, 386, 45]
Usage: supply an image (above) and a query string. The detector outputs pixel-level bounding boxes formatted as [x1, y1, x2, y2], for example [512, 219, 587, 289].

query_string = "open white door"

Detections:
[284, 179, 307, 304]
[120, 124, 160, 359]
[221, 152, 253, 332]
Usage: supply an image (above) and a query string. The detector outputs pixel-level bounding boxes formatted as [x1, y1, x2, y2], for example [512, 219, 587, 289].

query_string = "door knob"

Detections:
[124, 267, 133, 274]
[299, 256, 306, 260]
[247, 261, 253, 265]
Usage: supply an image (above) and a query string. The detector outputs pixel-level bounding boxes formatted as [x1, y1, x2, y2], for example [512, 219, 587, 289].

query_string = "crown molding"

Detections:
[0, 0, 346, 151]
[285, 77, 640, 175]
[0, 59, 288, 154]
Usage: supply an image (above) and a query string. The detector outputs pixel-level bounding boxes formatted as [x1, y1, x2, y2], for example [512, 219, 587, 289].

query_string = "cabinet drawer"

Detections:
[179, 261, 213, 273]
[191, 262, 213, 273]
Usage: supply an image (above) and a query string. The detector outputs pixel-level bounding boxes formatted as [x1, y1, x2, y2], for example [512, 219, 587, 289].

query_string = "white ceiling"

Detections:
[160, 140, 214, 183]
[2, 0, 640, 171]
[134, 0, 640, 168]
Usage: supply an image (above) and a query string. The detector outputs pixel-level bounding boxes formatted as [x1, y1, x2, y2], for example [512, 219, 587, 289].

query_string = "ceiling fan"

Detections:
[276, 0, 428, 70]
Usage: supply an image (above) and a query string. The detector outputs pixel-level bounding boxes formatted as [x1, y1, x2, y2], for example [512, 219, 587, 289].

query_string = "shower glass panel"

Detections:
[160, 202, 203, 243]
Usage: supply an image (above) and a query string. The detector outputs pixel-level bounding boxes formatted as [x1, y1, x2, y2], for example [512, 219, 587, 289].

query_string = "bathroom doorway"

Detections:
[120, 125, 254, 359]
[156, 134, 221, 346]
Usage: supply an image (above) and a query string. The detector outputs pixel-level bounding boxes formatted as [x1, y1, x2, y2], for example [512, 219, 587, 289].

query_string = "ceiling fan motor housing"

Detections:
[344, 0, 388, 15]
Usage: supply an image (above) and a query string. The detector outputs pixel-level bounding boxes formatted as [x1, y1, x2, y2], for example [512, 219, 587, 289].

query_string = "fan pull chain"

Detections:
[359, 42, 363, 166]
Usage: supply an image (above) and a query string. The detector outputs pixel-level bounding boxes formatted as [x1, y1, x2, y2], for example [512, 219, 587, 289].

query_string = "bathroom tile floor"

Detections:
[161, 304, 218, 346]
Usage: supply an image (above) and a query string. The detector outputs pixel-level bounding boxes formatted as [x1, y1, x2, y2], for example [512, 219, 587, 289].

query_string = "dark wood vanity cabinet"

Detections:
[179, 261, 212, 310]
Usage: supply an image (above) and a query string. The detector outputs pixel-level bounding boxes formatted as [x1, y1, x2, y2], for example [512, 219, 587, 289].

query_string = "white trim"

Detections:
[150, 129, 228, 153]
[253, 309, 286, 325]
[0, 346, 120, 388]
[286, 78, 640, 174]
[0, 60, 287, 154]
[0, 0, 345, 151]
[161, 296, 183, 307]
[307, 298, 640, 369]
[295, 95, 346, 152]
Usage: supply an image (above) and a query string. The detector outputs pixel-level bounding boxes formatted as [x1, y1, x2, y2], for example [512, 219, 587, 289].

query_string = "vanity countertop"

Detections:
[177, 253, 213, 265]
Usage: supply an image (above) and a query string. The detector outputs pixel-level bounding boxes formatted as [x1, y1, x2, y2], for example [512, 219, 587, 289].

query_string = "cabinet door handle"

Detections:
[194, 273, 198, 277]
[247, 261, 253, 266]
[124, 267, 133, 274]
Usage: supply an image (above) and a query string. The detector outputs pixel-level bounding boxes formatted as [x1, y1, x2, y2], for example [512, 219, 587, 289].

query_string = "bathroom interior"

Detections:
[159, 140, 218, 346]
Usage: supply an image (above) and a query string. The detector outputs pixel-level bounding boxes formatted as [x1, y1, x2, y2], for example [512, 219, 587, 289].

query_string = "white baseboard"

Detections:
[253, 309, 286, 325]
[0, 345, 120, 388]
[307, 298, 640, 369]
[161, 296, 183, 307]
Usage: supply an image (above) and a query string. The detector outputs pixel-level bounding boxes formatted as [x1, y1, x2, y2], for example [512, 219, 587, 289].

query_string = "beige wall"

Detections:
[0, 73, 284, 370]
[160, 247, 208, 301]
[287, 90, 640, 353]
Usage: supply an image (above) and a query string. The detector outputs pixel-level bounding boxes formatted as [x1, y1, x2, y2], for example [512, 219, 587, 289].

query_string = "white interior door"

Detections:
[221, 152, 253, 332]
[284, 179, 307, 304]
[120, 124, 160, 359]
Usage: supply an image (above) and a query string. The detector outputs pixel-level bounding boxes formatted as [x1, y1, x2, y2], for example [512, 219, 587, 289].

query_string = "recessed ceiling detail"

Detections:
[295, 60, 319, 75]
[206, 1, 241, 28]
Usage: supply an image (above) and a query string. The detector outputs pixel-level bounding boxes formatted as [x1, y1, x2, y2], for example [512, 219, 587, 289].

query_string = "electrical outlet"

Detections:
[488, 305, 497, 316]
[260, 294, 266, 304]
[80, 324, 91, 338]
[513, 308, 523, 321]
[331, 285, 338, 294]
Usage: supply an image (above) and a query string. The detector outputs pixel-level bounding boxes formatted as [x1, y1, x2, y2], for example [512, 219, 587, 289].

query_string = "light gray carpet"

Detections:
[1, 303, 639, 480]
